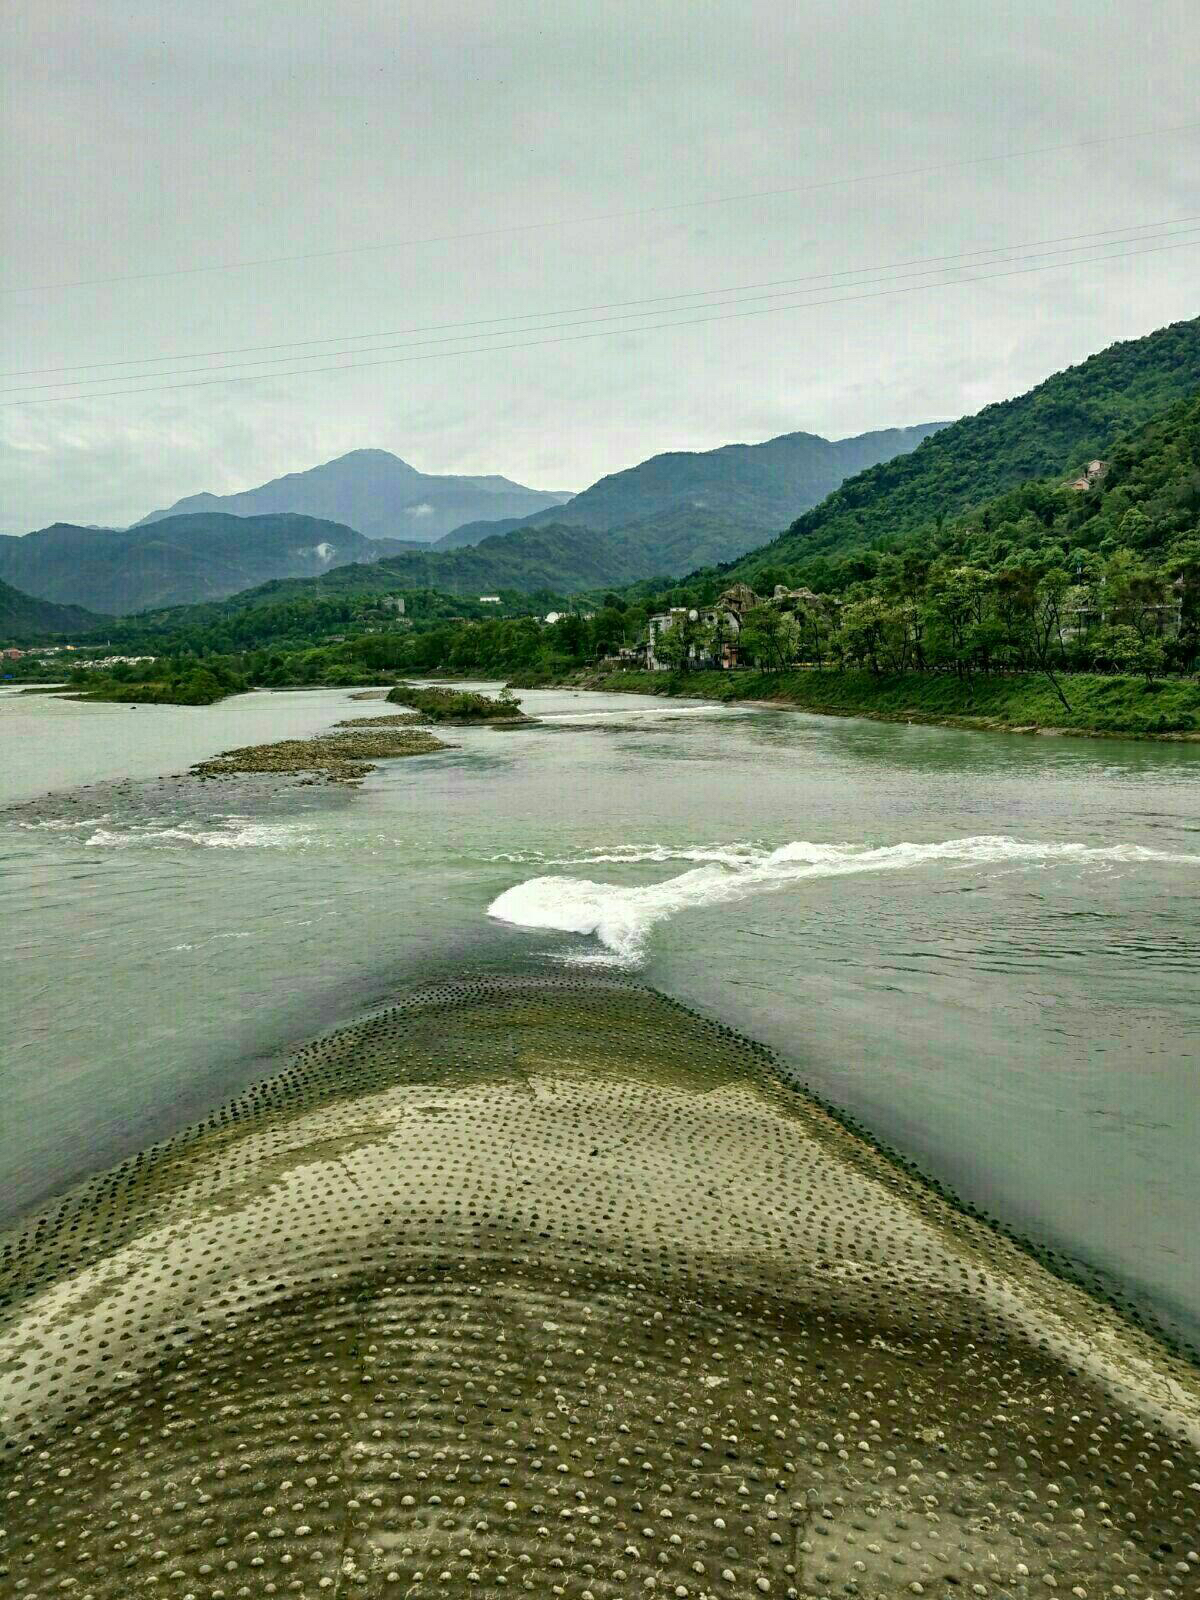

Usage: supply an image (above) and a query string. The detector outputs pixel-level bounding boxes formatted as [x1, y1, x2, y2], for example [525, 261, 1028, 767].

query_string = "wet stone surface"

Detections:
[189, 727, 450, 783]
[1, 976, 1197, 1598]
[0, 770, 355, 835]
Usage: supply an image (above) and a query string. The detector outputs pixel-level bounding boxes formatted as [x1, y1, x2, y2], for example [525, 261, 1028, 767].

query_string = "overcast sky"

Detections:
[1, 0, 1197, 531]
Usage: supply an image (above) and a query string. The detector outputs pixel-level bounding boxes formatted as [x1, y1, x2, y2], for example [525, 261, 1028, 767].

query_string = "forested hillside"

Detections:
[722, 389, 1200, 597]
[724, 316, 1200, 581]
[0, 512, 379, 613]
[343, 388, 1200, 689]
[0, 579, 107, 641]
[434, 422, 944, 548]
[156, 508, 767, 612]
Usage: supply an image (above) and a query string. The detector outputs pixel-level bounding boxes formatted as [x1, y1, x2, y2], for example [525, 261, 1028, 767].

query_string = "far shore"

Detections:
[507, 665, 1200, 741]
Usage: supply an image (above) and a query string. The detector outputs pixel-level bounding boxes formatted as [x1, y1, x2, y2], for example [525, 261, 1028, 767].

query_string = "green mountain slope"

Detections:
[724, 316, 1200, 580]
[434, 423, 945, 548]
[0, 579, 108, 641]
[603, 505, 769, 572]
[0, 512, 381, 613]
[938, 390, 1200, 562]
[233, 522, 658, 603]
[361, 522, 650, 594]
[141, 508, 767, 621]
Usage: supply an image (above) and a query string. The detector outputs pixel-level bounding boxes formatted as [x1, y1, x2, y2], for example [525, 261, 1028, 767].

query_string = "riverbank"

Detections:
[510, 665, 1200, 738]
[3, 974, 1197, 1597]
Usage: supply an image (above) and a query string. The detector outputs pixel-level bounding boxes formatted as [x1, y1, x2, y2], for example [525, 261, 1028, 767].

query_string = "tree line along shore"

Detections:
[510, 665, 1200, 739]
[5, 366, 1198, 738]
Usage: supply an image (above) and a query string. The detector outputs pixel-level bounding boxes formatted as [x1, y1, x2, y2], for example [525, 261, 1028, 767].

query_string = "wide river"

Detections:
[2, 681, 1198, 1350]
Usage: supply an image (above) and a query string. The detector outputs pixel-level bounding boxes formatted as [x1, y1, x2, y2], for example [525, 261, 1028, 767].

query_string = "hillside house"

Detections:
[642, 585, 764, 670]
[645, 608, 690, 670]
[701, 584, 762, 668]
[1068, 459, 1108, 492]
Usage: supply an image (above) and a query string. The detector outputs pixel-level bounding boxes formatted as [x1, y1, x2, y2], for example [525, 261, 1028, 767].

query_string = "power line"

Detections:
[4, 119, 1198, 296]
[6, 233, 1196, 410]
[7, 220, 1199, 397]
[4, 235, 1196, 416]
[4, 214, 1194, 384]
[12, 222, 1200, 394]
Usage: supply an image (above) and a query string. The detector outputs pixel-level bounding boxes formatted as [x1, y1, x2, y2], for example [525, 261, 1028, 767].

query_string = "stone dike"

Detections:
[1, 976, 1197, 1598]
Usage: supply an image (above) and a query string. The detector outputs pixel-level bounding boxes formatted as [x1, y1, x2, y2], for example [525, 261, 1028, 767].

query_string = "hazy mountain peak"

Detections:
[136, 450, 571, 542]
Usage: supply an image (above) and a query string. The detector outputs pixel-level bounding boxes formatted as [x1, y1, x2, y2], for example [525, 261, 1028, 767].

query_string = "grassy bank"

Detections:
[512, 666, 1200, 737]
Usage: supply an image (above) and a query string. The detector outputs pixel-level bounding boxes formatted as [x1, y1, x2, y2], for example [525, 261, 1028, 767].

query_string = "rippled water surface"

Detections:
[2, 682, 1198, 1346]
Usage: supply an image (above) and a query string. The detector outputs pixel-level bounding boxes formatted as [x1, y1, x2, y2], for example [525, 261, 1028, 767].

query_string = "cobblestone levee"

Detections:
[1, 977, 1197, 1599]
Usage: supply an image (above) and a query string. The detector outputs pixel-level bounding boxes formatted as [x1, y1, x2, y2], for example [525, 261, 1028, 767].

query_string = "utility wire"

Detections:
[10, 221, 1200, 394]
[4, 119, 1198, 296]
[4, 214, 1195, 384]
[4, 233, 1197, 409]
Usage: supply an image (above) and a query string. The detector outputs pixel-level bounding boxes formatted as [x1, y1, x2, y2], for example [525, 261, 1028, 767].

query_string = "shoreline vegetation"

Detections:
[3, 976, 1197, 1596]
[385, 680, 529, 722]
[510, 664, 1200, 739]
[32, 659, 1200, 738]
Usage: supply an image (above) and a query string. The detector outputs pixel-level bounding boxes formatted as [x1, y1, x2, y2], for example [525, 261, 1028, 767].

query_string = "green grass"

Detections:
[557, 669, 1200, 737]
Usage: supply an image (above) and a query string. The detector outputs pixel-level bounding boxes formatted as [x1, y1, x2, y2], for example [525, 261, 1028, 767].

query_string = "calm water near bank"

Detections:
[2, 682, 1198, 1349]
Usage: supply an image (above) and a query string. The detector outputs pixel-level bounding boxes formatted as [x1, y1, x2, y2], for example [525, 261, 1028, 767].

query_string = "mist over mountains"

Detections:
[0, 513, 381, 614]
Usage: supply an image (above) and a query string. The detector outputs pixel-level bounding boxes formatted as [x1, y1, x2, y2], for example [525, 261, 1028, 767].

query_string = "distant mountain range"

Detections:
[0, 578, 107, 640]
[218, 509, 770, 606]
[3, 423, 946, 615]
[160, 425, 947, 611]
[137, 449, 573, 543]
[0, 513, 383, 614]
[433, 424, 945, 548]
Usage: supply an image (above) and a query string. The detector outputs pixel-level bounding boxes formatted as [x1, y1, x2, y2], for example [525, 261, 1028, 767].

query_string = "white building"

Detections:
[645, 608, 690, 671]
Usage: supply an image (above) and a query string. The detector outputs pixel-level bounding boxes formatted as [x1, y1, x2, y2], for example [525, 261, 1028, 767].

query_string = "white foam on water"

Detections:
[487, 835, 1199, 966]
[18, 816, 111, 831]
[85, 819, 305, 850]
[488, 841, 764, 868]
[537, 704, 750, 724]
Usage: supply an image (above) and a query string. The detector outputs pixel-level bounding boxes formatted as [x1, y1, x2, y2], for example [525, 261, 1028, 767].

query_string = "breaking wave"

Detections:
[487, 835, 1198, 966]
